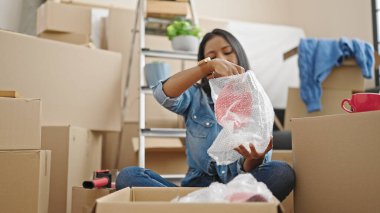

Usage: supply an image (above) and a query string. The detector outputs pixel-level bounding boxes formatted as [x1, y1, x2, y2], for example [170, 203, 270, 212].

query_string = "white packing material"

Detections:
[208, 71, 274, 165]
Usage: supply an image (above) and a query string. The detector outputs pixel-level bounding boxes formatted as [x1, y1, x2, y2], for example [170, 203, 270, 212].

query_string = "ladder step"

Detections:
[141, 86, 153, 94]
[141, 128, 186, 138]
[142, 48, 197, 60]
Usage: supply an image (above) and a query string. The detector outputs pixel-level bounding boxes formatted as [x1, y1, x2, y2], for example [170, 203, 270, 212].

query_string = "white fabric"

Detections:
[224, 21, 305, 108]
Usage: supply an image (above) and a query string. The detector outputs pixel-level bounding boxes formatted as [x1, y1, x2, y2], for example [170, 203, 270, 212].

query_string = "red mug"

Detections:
[341, 93, 380, 113]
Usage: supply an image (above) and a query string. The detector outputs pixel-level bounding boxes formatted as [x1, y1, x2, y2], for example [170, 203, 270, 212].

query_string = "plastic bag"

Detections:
[172, 173, 273, 203]
[207, 70, 274, 165]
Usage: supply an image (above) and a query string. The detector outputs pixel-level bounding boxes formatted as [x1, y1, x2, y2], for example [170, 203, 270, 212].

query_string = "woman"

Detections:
[116, 29, 295, 201]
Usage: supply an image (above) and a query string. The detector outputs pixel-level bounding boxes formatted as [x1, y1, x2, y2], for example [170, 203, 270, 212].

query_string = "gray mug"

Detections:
[144, 62, 171, 88]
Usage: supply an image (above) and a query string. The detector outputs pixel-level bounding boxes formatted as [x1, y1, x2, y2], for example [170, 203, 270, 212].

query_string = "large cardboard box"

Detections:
[284, 87, 352, 130]
[71, 187, 115, 213]
[95, 187, 283, 213]
[291, 111, 380, 213]
[42, 126, 102, 213]
[0, 150, 51, 213]
[0, 30, 123, 131]
[37, 2, 91, 35]
[38, 32, 90, 45]
[0, 97, 41, 150]
[132, 137, 187, 175]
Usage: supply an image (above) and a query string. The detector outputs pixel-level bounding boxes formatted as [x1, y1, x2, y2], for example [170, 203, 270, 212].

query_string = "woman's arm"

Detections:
[163, 58, 244, 98]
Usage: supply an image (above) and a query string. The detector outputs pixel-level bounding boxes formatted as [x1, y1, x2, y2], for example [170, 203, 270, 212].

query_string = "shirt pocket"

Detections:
[187, 113, 215, 138]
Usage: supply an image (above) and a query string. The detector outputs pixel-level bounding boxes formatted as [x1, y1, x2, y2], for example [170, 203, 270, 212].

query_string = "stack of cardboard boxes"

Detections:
[0, 93, 51, 213]
[284, 59, 367, 129]
[0, 5, 123, 210]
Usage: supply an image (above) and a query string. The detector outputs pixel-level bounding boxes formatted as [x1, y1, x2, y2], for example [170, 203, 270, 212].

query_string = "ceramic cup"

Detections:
[341, 93, 380, 113]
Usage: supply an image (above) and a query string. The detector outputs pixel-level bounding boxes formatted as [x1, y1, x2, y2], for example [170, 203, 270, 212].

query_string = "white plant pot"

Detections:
[144, 62, 171, 88]
[171, 35, 199, 52]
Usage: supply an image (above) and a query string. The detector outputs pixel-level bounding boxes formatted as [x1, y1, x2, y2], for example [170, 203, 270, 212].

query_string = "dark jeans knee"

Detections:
[115, 166, 143, 190]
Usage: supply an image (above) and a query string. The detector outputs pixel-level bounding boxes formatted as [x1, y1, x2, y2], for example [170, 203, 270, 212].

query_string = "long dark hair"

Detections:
[198, 28, 251, 97]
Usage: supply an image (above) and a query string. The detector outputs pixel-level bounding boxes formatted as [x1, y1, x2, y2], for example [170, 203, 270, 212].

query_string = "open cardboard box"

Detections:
[95, 187, 283, 213]
[291, 110, 380, 213]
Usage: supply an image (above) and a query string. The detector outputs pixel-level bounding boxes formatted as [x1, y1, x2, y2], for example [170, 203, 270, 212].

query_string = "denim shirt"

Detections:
[153, 80, 272, 186]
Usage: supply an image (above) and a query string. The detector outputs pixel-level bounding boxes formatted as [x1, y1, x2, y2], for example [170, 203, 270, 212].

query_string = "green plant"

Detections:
[166, 18, 201, 41]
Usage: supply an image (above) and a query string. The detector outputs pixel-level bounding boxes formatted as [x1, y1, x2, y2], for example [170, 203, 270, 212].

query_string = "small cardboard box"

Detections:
[37, 2, 91, 35]
[42, 126, 102, 213]
[71, 187, 115, 213]
[132, 137, 188, 175]
[0, 29, 123, 131]
[146, 0, 189, 19]
[95, 187, 283, 213]
[0, 150, 51, 213]
[0, 97, 41, 150]
[284, 87, 352, 130]
[291, 111, 380, 213]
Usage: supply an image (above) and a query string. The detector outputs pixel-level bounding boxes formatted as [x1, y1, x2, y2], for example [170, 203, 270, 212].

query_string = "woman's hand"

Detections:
[206, 58, 245, 79]
[234, 137, 273, 172]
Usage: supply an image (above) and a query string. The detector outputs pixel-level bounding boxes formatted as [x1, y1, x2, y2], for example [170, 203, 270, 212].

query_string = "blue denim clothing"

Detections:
[116, 160, 295, 202]
[298, 38, 374, 112]
[152, 81, 272, 185]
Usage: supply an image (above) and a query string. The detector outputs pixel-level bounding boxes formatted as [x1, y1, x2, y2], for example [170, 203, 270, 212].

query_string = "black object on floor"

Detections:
[273, 130, 292, 150]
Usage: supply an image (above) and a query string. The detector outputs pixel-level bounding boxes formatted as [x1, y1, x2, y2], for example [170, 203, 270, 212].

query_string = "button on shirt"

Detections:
[153, 81, 271, 185]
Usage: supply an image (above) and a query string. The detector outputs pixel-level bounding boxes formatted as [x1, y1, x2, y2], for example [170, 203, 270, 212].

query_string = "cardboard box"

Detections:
[291, 111, 380, 213]
[0, 30, 123, 131]
[39, 32, 90, 45]
[0, 90, 21, 98]
[71, 187, 115, 213]
[95, 187, 283, 213]
[272, 150, 293, 213]
[42, 126, 102, 213]
[284, 87, 352, 130]
[0, 150, 51, 213]
[0, 97, 41, 150]
[37, 2, 91, 35]
[146, 0, 189, 19]
[322, 59, 365, 92]
[60, 0, 132, 9]
[132, 137, 188, 175]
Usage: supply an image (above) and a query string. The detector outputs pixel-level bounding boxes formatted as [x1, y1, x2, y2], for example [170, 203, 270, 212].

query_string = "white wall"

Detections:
[287, 0, 373, 42]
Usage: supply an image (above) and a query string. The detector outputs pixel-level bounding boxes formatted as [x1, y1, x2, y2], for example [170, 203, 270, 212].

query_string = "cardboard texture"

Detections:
[0, 98, 41, 150]
[39, 32, 90, 45]
[95, 187, 282, 213]
[0, 150, 51, 213]
[0, 30, 123, 131]
[37, 2, 91, 35]
[41, 126, 102, 213]
[322, 59, 365, 92]
[146, 0, 189, 19]
[284, 87, 352, 130]
[60, 0, 131, 9]
[132, 137, 187, 174]
[71, 187, 115, 213]
[291, 111, 380, 213]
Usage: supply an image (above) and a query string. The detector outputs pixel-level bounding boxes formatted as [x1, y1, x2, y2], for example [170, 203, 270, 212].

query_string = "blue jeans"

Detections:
[116, 160, 295, 202]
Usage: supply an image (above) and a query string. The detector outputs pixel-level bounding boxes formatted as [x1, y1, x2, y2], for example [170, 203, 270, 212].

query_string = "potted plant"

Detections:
[166, 18, 201, 52]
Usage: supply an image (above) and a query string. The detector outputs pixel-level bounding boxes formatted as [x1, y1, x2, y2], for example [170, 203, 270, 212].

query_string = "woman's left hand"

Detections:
[234, 137, 273, 160]
[234, 137, 273, 172]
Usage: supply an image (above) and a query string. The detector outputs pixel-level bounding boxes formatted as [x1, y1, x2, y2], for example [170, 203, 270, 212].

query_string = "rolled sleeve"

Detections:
[152, 79, 194, 115]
